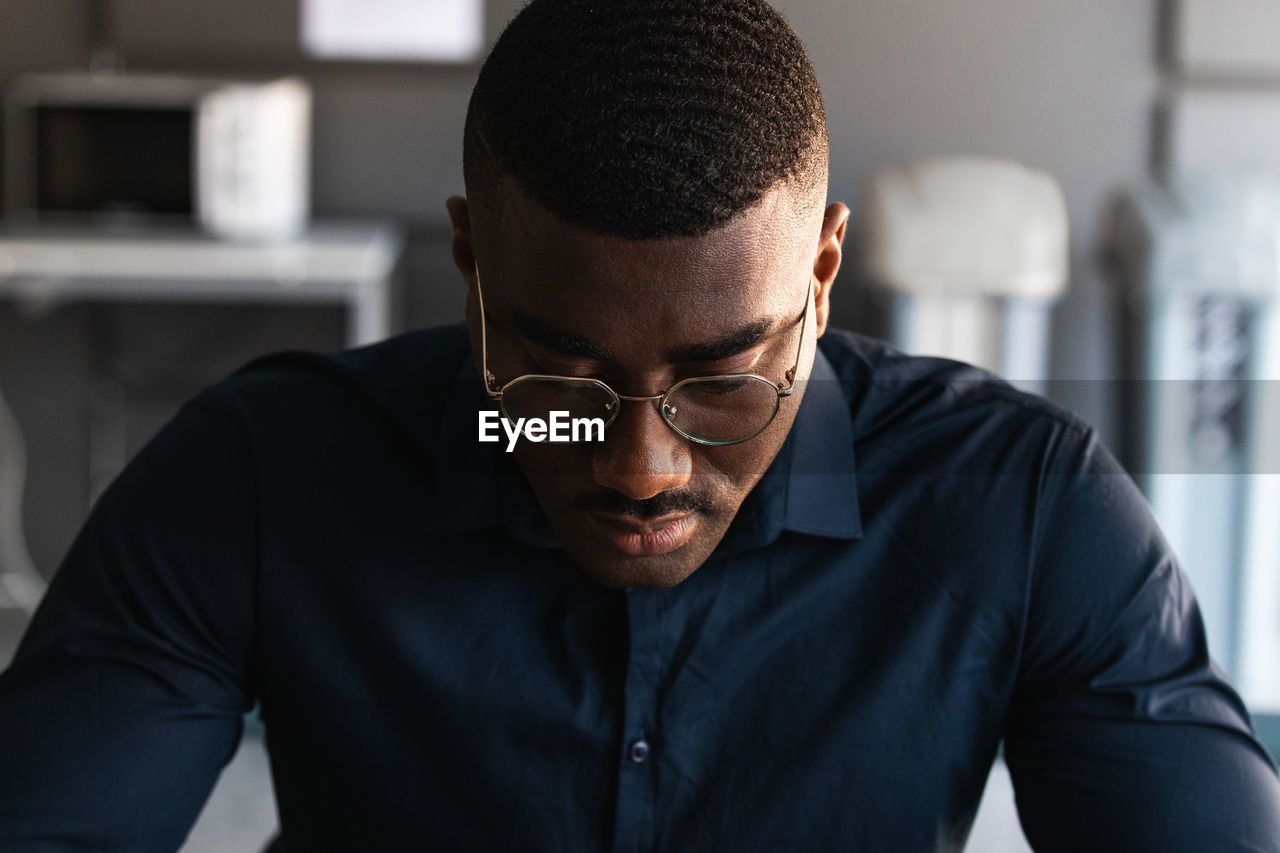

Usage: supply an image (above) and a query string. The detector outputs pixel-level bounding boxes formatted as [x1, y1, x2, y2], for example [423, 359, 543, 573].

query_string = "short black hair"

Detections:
[463, 0, 828, 239]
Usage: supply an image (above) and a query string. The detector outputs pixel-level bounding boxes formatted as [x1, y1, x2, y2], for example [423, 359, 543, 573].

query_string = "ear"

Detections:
[811, 202, 849, 338]
[446, 195, 480, 321]
[446, 194, 477, 283]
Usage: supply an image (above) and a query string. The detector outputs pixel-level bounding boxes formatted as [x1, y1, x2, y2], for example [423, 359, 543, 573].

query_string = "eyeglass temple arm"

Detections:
[474, 264, 503, 398]
[778, 276, 815, 397]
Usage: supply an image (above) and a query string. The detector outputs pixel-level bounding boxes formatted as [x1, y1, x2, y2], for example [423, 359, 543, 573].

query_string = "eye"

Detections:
[680, 351, 766, 379]
[694, 376, 755, 395]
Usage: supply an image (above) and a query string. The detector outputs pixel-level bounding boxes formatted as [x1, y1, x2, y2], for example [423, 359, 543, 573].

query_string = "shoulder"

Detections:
[818, 329, 1130, 646]
[192, 323, 473, 453]
[818, 327, 1094, 479]
[209, 323, 471, 400]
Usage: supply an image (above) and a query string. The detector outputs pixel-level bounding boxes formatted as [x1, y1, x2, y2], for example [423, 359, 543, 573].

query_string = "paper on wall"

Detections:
[301, 0, 483, 62]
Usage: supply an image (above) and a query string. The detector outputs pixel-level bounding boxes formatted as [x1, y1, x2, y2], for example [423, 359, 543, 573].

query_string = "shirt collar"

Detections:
[433, 343, 862, 548]
[718, 343, 862, 552]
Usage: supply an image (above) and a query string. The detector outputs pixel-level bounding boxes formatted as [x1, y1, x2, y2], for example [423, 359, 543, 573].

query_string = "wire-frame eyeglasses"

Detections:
[474, 264, 813, 446]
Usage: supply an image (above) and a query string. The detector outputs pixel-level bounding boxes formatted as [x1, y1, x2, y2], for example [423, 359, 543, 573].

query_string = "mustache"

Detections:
[574, 489, 715, 519]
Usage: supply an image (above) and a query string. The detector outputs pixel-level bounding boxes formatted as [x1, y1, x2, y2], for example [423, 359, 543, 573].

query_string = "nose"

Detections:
[591, 397, 692, 500]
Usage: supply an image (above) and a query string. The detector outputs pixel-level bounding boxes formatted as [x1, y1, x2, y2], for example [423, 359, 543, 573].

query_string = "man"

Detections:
[2, 0, 1279, 849]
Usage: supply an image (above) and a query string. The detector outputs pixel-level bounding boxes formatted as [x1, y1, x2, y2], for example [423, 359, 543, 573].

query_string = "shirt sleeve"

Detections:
[1003, 427, 1280, 852]
[0, 392, 258, 851]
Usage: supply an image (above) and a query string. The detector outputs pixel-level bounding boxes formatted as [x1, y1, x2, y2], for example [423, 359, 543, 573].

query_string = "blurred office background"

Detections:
[2, 1, 1279, 850]
[0, 0, 1152, 618]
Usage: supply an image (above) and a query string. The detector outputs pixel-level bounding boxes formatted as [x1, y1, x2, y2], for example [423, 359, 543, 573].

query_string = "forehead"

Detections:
[475, 179, 821, 315]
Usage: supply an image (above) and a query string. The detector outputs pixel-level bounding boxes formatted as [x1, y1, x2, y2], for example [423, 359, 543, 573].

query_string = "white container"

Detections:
[857, 156, 1069, 390]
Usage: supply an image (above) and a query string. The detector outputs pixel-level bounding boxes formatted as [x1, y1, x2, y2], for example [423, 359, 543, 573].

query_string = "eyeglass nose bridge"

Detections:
[609, 387, 706, 443]
[614, 392, 665, 403]
[607, 390, 667, 414]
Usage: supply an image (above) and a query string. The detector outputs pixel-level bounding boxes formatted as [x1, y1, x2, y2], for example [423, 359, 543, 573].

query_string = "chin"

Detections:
[568, 545, 708, 589]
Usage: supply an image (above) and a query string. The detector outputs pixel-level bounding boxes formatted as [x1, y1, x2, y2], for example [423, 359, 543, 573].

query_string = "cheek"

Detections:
[690, 445, 776, 512]
[705, 412, 793, 484]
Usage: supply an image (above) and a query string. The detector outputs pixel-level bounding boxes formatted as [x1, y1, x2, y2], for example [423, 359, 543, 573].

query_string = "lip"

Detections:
[591, 511, 699, 557]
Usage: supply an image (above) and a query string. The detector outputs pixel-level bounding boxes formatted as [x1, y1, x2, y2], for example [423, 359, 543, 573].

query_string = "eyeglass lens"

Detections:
[500, 375, 781, 445]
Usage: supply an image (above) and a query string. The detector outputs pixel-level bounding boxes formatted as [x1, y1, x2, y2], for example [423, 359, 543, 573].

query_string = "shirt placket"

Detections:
[610, 586, 663, 853]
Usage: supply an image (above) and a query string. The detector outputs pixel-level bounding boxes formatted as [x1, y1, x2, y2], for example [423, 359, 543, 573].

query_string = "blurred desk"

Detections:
[0, 222, 404, 346]
[0, 221, 405, 506]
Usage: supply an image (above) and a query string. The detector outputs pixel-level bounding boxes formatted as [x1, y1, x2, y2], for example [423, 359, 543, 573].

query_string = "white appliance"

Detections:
[4, 72, 311, 241]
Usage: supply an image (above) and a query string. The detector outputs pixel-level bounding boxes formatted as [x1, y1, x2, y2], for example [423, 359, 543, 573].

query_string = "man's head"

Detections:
[447, 0, 849, 589]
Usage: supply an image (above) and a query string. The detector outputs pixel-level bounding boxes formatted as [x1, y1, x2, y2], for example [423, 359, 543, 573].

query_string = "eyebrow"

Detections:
[508, 311, 782, 365]
[510, 311, 614, 360]
[667, 319, 776, 363]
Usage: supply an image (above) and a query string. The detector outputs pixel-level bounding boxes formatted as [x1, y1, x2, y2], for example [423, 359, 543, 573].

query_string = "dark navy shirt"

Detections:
[2, 325, 1278, 851]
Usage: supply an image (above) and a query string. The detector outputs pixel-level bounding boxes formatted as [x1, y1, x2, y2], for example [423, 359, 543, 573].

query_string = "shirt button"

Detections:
[628, 738, 650, 764]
